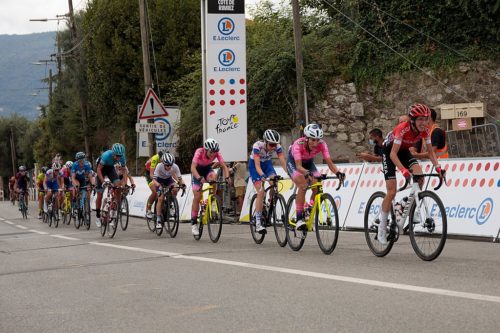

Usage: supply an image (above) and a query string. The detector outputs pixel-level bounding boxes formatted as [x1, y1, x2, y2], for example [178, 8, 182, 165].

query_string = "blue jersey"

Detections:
[99, 150, 126, 167]
[72, 160, 93, 181]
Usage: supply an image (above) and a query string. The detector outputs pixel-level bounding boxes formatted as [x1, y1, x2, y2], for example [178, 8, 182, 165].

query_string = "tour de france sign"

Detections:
[204, 0, 247, 162]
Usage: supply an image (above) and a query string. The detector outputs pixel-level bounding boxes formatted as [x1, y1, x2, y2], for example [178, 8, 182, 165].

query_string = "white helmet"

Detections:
[204, 138, 219, 152]
[161, 152, 175, 166]
[52, 162, 61, 170]
[263, 129, 280, 144]
[304, 123, 323, 139]
[65, 161, 73, 168]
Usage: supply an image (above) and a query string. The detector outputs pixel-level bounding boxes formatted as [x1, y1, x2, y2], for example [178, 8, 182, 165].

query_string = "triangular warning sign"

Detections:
[138, 88, 169, 120]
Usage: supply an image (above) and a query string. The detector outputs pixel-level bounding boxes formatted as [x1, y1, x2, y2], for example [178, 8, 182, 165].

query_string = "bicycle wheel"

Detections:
[194, 213, 204, 241]
[207, 195, 223, 243]
[272, 194, 287, 247]
[74, 205, 81, 229]
[84, 195, 91, 230]
[408, 191, 447, 261]
[315, 193, 340, 255]
[147, 201, 157, 232]
[364, 191, 395, 257]
[119, 197, 129, 231]
[249, 194, 266, 244]
[166, 197, 180, 238]
[20, 200, 27, 219]
[53, 206, 59, 228]
[100, 214, 107, 237]
[285, 194, 305, 251]
[107, 202, 119, 238]
[61, 199, 69, 225]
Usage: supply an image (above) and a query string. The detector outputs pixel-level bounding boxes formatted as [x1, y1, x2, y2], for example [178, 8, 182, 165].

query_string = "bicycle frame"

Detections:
[201, 184, 217, 225]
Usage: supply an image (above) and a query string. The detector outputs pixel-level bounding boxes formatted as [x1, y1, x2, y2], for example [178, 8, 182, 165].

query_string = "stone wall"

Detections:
[308, 61, 500, 161]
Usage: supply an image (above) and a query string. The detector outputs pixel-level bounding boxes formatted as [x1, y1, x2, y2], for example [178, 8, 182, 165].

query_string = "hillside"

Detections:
[0, 32, 56, 119]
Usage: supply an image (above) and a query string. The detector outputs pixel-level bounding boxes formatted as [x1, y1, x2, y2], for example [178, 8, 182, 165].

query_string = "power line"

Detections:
[145, 0, 161, 98]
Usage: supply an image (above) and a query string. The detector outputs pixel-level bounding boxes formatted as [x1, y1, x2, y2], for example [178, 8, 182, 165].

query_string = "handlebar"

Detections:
[398, 173, 446, 192]
[312, 174, 344, 191]
[159, 183, 186, 197]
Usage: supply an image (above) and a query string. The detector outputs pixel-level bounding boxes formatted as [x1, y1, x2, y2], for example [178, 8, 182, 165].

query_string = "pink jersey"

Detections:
[290, 137, 331, 161]
[192, 148, 225, 167]
[60, 166, 71, 179]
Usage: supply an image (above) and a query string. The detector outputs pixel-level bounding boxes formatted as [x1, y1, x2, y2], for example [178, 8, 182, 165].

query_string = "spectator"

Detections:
[410, 108, 448, 159]
[230, 161, 247, 215]
[357, 128, 384, 162]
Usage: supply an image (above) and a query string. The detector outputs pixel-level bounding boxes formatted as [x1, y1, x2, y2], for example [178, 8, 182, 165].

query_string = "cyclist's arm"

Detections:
[294, 158, 309, 176]
[97, 163, 105, 184]
[425, 141, 440, 168]
[389, 143, 406, 171]
[278, 152, 287, 172]
[149, 157, 157, 179]
[325, 157, 340, 174]
[58, 176, 65, 191]
[253, 155, 265, 178]
[190, 162, 201, 181]
[127, 174, 134, 186]
[43, 175, 48, 191]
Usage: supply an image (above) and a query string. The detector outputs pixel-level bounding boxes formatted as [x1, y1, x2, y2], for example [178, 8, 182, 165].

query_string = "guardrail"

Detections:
[447, 123, 500, 157]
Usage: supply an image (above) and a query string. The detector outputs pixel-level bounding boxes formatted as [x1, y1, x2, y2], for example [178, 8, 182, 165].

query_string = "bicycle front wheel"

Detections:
[84, 195, 91, 230]
[285, 194, 305, 251]
[409, 191, 447, 261]
[315, 193, 339, 255]
[120, 197, 129, 231]
[364, 191, 394, 257]
[166, 197, 180, 238]
[249, 194, 266, 244]
[53, 206, 59, 228]
[272, 194, 287, 247]
[207, 195, 223, 243]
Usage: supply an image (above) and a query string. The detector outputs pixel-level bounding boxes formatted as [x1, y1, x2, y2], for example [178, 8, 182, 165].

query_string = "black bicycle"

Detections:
[18, 190, 28, 219]
[119, 185, 134, 231]
[74, 185, 93, 230]
[153, 184, 185, 237]
[248, 175, 287, 246]
[364, 173, 447, 261]
[46, 190, 61, 228]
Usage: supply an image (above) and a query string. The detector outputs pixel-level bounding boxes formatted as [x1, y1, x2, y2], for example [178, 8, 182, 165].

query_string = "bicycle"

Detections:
[60, 190, 73, 226]
[18, 190, 28, 219]
[74, 185, 93, 230]
[285, 174, 343, 255]
[193, 181, 226, 243]
[119, 185, 134, 231]
[46, 190, 61, 228]
[364, 172, 447, 261]
[248, 175, 287, 246]
[151, 184, 184, 237]
[100, 182, 126, 238]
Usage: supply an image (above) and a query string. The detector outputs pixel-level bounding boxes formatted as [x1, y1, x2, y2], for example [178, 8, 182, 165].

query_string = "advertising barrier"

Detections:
[89, 157, 500, 240]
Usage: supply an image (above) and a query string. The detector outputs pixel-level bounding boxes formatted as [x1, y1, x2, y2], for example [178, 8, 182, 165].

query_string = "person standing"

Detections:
[357, 128, 385, 163]
[231, 161, 248, 217]
[411, 108, 448, 159]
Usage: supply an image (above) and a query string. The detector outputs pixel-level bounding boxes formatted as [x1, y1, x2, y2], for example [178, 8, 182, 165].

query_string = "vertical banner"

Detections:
[203, 0, 247, 162]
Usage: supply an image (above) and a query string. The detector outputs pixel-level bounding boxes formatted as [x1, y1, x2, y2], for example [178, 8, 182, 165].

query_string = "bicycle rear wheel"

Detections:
[272, 193, 287, 247]
[364, 191, 394, 257]
[166, 197, 180, 238]
[194, 214, 204, 240]
[74, 206, 81, 229]
[84, 195, 91, 230]
[147, 201, 157, 232]
[20, 200, 28, 219]
[315, 193, 339, 255]
[249, 194, 266, 244]
[53, 206, 59, 228]
[285, 194, 306, 251]
[207, 195, 223, 243]
[409, 191, 447, 261]
[120, 197, 129, 231]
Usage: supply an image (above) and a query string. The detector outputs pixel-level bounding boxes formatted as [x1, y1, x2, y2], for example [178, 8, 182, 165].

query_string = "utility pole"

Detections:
[68, 0, 91, 158]
[291, 0, 306, 129]
[10, 126, 17, 175]
[139, 0, 156, 157]
[48, 68, 53, 108]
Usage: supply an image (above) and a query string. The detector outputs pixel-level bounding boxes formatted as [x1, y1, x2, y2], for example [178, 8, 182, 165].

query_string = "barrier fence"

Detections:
[86, 156, 499, 241]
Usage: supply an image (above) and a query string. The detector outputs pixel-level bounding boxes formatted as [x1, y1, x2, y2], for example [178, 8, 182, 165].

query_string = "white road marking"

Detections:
[15, 225, 28, 230]
[89, 242, 500, 304]
[0, 217, 4, 221]
[4, 221, 14, 225]
[51, 235, 80, 241]
[29, 230, 48, 235]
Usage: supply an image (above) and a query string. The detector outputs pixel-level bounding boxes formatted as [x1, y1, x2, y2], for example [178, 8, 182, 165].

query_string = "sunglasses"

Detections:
[163, 163, 172, 167]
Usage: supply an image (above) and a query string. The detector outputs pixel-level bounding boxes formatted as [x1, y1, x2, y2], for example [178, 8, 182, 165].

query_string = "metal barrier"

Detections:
[447, 123, 500, 158]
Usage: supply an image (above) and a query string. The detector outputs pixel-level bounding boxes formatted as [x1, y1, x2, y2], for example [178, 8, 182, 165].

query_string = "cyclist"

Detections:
[43, 162, 64, 218]
[287, 123, 345, 232]
[61, 161, 75, 210]
[377, 104, 445, 245]
[71, 152, 95, 212]
[8, 175, 16, 203]
[115, 161, 135, 188]
[145, 151, 164, 218]
[15, 166, 30, 211]
[36, 167, 47, 219]
[152, 152, 185, 229]
[249, 129, 287, 233]
[190, 138, 230, 236]
[95, 143, 126, 228]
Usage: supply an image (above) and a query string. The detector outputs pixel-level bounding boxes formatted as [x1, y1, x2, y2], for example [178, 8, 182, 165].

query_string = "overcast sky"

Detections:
[0, 0, 273, 35]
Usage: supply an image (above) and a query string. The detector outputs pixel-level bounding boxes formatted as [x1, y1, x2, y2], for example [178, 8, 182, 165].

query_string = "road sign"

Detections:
[138, 88, 169, 120]
[135, 122, 167, 133]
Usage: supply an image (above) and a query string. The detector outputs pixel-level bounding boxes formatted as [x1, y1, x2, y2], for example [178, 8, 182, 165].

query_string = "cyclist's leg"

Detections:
[146, 181, 157, 217]
[249, 159, 265, 223]
[286, 154, 308, 229]
[95, 173, 106, 226]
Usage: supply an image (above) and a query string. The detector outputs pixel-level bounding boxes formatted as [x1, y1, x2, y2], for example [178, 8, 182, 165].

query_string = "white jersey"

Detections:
[249, 140, 283, 162]
[154, 163, 181, 179]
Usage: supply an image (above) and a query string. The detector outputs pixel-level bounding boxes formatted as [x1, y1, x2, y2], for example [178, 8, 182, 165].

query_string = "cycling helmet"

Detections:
[161, 152, 175, 166]
[158, 150, 164, 158]
[111, 143, 125, 156]
[65, 161, 73, 168]
[75, 151, 85, 160]
[52, 162, 61, 170]
[204, 138, 219, 152]
[263, 129, 280, 144]
[18, 165, 26, 171]
[41, 167, 48, 173]
[409, 103, 430, 119]
[304, 123, 324, 139]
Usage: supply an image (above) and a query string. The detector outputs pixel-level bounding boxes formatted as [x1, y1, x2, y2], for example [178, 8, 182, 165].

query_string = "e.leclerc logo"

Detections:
[218, 17, 234, 35]
[476, 198, 493, 225]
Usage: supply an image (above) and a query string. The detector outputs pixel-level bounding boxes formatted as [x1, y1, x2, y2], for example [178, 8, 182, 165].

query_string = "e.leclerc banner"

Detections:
[204, 0, 247, 162]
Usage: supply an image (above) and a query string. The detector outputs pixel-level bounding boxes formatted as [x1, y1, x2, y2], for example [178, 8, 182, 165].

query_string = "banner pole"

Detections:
[201, 0, 207, 141]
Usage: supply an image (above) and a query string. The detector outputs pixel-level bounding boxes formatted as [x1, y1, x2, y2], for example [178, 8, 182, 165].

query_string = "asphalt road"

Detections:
[1, 201, 499, 333]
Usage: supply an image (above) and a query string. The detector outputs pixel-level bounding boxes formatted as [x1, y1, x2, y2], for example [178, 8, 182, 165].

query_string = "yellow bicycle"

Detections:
[285, 174, 343, 255]
[61, 190, 73, 226]
[193, 181, 226, 243]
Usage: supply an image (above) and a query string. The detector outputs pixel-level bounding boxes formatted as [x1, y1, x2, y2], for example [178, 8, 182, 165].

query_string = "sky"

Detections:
[0, 0, 272, 35]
